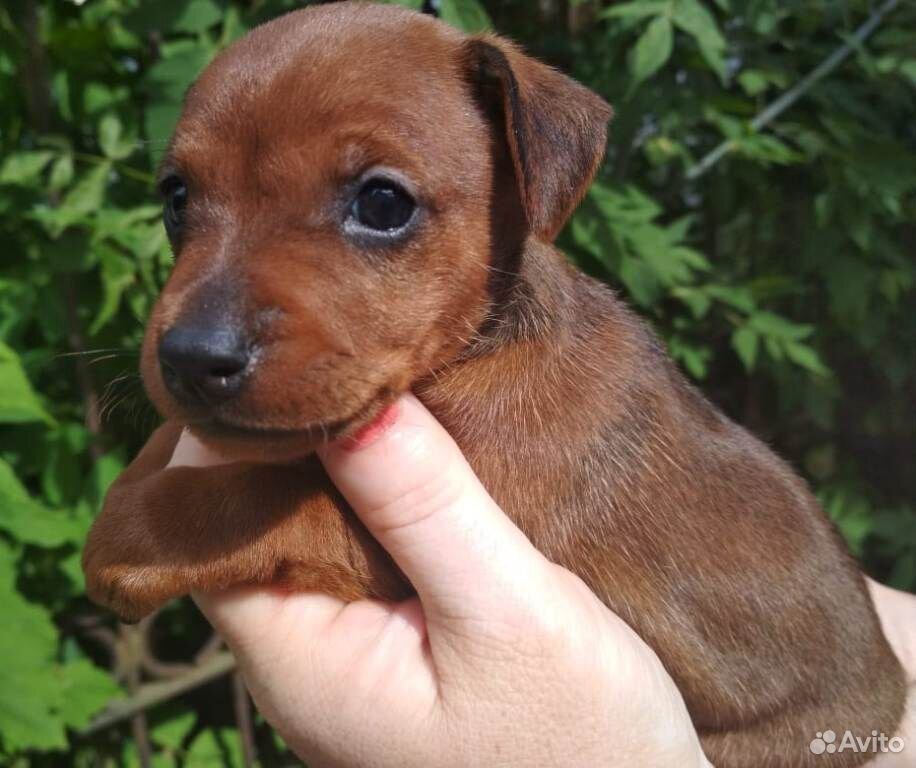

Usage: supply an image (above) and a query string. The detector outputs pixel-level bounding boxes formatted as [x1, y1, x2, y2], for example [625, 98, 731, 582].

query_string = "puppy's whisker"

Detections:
[87, 354, 124, 367]
[97, 372, 141, 421]
[55, 348, 134, 360]
[99, 393, 123, 424]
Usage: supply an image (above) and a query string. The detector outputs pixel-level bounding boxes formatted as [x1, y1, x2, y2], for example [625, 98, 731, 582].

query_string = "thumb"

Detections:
[317, 393, 551, 625]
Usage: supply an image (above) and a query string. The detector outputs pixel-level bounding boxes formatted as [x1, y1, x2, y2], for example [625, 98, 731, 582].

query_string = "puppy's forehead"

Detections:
[168, 4, 474, 182]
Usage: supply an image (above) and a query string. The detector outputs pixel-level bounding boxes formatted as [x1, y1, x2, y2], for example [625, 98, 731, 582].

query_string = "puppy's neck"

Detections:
[416, 238, 642, 455]
[466, 238, 581, 355]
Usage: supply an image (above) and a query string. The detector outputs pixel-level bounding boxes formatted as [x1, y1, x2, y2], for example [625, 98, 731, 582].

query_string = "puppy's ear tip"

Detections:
[462, 34, 612, 122]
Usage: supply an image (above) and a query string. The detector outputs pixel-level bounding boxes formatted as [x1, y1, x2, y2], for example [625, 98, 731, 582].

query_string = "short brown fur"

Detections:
[83, 4, 904, 766]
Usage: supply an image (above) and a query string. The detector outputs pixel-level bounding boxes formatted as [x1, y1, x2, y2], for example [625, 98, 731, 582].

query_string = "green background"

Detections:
[1, 0, 914, 763]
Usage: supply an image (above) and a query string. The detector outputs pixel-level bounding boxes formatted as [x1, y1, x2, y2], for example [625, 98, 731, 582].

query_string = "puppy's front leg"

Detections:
[83, 421, 407, 621]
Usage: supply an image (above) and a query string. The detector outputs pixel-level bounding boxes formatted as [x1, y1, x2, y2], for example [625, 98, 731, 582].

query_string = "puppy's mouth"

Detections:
[184, 386, 395, 458]
[197, 415, 349, 442]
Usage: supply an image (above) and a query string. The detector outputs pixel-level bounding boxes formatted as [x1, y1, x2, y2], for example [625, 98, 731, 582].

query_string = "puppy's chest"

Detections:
[424, 374, 707, 574]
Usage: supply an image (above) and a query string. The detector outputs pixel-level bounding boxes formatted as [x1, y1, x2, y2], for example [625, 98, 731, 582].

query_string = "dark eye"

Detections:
[349, 179, 415, 233]
[161, 177, 188, 241]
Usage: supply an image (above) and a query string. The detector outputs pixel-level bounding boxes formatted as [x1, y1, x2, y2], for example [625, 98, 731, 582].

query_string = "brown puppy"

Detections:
[83, 4, 904, 766]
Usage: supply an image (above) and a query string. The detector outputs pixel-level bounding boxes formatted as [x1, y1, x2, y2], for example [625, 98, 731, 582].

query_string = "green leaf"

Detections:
[84, 83, 130, 115]
[273, 729, 289, 754]
[899, 60, 916, 87]
[219, 5, 251, 45]
[41, 422, 89, 506]
[57, 659, 121, 731]
[748, 311, 812, 340]
[705, 284, 755, 313]
[0, 458, 87, 547]
[87, 450, 126, 510]
[90, 243, 136, 334]
[173, 0, 224, 33]
[731, 325, 759, 370]
[821, 490, 872, 557]
[672, 286, 711, 318]
[763, 335, 783, 361]
[0, 151, 54, 186]
[602, 1, 667, 20]
[0, 340, 53, 424]
[673, 0, 726, 79]
[98, 114, 136, 160]
[619, 255, 662, 306]
[784, 342, 830, 376]
[736, 133, 803, 166]
[439, 0, 492, 33]
[0, 541, 116, 753]
[590, 183, 662, 223]
[186, 728, 244, 767]
[152, 711, 196, 751]
[738, 70, 769, 96]
[48, 153, 74, 191]
[32, 162, 112, 237]
[62, 162, 111, 219]
[629, 16, 673, 88]
[377, 0, 424, 9]
[144, 42, 216, 162]
[668, 336, 711, 379]
[0, 542, 67, 751]
[59, 549, 86, 593]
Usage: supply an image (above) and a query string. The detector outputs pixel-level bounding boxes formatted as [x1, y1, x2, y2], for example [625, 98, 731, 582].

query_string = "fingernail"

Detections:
[340, 401, 400, 451]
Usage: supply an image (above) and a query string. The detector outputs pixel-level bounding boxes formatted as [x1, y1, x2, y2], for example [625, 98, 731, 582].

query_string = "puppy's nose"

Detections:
[158, 326, 250, 403]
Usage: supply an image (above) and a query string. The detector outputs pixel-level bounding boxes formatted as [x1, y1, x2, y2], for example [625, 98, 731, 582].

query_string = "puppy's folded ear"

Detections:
[463, 35, 612, 241]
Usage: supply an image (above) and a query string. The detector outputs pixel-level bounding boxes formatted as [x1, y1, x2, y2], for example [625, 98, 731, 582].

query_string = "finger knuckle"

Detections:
[367, 470, 467, 537]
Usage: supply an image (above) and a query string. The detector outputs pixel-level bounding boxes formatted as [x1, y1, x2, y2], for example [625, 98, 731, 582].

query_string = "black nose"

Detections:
[158, 326, 251, 404]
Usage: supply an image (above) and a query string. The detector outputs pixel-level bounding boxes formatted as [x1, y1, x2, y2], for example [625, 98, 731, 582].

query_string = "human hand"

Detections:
[186, 394, 711, 768]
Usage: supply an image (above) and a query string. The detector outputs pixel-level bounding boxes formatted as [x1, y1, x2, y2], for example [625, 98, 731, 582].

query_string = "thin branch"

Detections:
[21, 0, 50, 132]
[193, 631, 226, 665]
[110, 621, 155, 768]
[123, 630, 153, 768]
[141, 656, 195, 680]
[80, 652, 237, 736]
[232, 672, 258, 768]
[72, 151, 156, 185]
[686, 0, 901, 181]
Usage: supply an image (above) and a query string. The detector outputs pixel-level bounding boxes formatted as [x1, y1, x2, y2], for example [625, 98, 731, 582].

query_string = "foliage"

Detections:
[0, 0, 913, 762]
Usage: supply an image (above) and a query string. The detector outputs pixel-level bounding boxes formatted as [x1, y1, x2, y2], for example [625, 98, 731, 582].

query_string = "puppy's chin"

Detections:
[185, 396, 397, 465]
[187, 424, 325, 464]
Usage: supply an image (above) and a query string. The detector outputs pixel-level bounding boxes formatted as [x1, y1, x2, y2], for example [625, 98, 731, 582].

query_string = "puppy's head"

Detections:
[143, 2, 611, 460]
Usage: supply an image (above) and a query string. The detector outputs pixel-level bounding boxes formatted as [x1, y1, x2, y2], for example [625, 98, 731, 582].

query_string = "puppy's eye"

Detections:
[161, 177, 188, 240]
[349, 180, 415, 232]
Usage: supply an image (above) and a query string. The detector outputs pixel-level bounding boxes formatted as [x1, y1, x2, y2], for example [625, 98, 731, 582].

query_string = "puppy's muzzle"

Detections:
[158, 324, 251, 405]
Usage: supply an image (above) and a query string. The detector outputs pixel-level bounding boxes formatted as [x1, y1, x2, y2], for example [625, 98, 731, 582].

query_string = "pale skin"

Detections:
[172, 394, 915, 768]
[868, 580, 916, 768]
